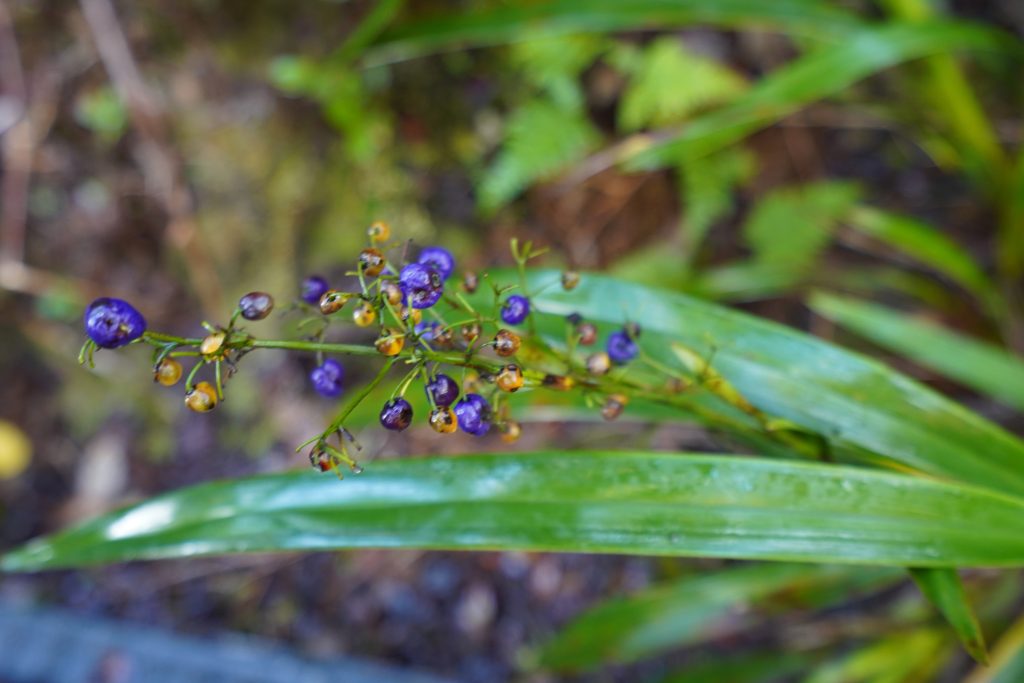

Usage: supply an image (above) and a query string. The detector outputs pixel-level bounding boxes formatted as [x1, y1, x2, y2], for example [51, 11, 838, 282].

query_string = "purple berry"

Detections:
[399, 263, 444, 309]
[454, 393, 492, 436]
[425, 373, 459, 408]
[417, 246, 455, 280]
[301, 275, 329, 305]
[380, 397, 413, 431]
[607, 329, 638, 365]
[415, 320, 440, 343]
[84, 298, 146, 349]
[500, 295, 530, 325]
[310, 359, 344, 398]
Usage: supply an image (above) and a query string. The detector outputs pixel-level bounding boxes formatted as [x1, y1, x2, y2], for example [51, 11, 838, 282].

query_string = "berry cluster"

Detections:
[79, 224, 649, 478]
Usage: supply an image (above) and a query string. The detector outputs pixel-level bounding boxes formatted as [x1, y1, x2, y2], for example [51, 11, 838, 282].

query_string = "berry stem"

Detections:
[305, 356, 400, 449]
[248, 339, 379, 356]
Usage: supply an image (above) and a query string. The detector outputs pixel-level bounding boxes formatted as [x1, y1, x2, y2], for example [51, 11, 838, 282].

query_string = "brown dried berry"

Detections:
[494, 329, 521, 357]
[319, 290, 351, 315]
[238, 291, 274, 321]
[542, 374, 575, 391]
[577, 322, 598, 346]
[601, 394, 628, 421]
[463, 271, 479, 294]
[461, 322, 481, 344]
[358, 248, 386, 277]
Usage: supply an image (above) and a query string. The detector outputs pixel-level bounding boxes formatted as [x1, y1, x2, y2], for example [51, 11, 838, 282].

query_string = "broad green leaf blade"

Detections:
[910, 567, 988, 664]
[538, 563, 901, 670]
[513, 270, 1024, 496]
[7, 453, 1024, 571]
[625, 22, 1019, 170]
[844, 205, 997, 306]
[364, 0, 865, 66]
[809, 292, 1024, 412]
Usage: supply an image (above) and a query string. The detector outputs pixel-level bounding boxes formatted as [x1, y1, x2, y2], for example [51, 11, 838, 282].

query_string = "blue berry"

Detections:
[415, 320, 441, 343]
[301, 275, 329, 305]
[417, 246, 455, 280]
[454, 393, 492, 436]
[310, 359, 344, 398]
[380, 397, 413, 431]
[84, 297, 146, 349]
[500, 295, 530, 325]
[425, 373, 459, 408]
[607, 329, 638, 365]
[399, 263, 444, 309]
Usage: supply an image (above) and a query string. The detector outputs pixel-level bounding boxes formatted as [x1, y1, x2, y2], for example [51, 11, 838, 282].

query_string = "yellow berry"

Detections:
[496, 364, 524, 392]
[185, 381, 218, 412]
[375, 329, 406, 356]
[368, 220, 391, 243]
[586, 352, 611, 376]
[429, 407, 458, 434]
[353, 302, 377, 327]
[154, 358, 182, 386]
[499, 420, 522, 443]
[200, 332, 226, 358]
[381, 280, 403, 306]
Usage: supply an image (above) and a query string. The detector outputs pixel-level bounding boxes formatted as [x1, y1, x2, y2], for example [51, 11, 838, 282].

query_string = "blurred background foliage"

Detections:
[1, 0, 1024, 681]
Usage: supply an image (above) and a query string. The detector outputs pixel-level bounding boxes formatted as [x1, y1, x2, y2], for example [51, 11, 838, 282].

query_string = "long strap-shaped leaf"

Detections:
[6, 453, 1024, 571]
[624, 22, 1020, 170]
[363, 0, 865, 65]
[514, 270, 1024, 497]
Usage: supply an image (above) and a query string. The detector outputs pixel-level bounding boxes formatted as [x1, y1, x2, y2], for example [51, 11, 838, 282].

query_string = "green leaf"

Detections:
[844, 205, 997, 306]
[656, 651, 810, 683]
[479, 100, 599, 209]
[625, 22, 1020, 171]
[808, 292, 1024, 412]
[538, 563, 901, 670]
[744, 181, 860, 280]
[8, 452, 1024, 571]
[910, 568, 988, 664]
[967, 613, 1024, 683]
[364, 0, 866, 66]
[679, 146, 755, 264]
[617, 37, 746, 132]
[514, 270, 1024, 496]
[510, 35, 609, 110]
[806, 628, 949, 683]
